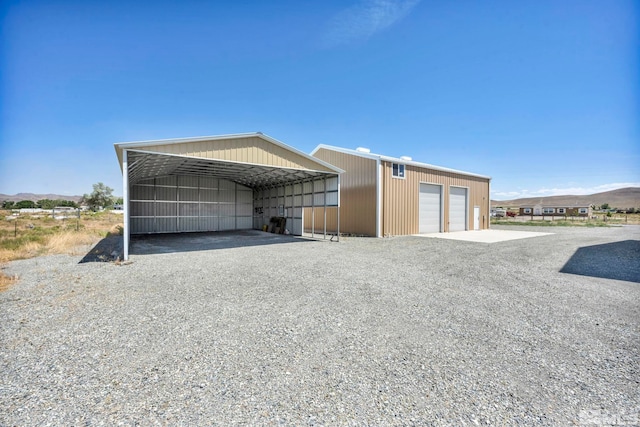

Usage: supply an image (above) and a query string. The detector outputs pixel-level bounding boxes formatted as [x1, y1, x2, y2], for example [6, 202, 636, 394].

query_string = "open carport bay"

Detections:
[1, 226, 639, 425]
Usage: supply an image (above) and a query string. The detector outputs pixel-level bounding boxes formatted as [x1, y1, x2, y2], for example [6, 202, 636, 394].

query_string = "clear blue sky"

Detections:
[1, 0, 638, 200]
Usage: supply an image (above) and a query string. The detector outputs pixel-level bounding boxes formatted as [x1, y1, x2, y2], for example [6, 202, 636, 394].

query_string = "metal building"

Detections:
[115, 133, 342, 260]
[307, 145, 491, 237]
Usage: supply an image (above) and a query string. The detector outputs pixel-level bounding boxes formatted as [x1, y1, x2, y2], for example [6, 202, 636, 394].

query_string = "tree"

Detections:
[83, 182, 114, 211]
[37, 199, 56, 209]
[600, 203, 610, 210]
[37, 199, 78, 209]
[15, 200, 36, 209]
[2, 200, 15, 209]
[57, 199, 78, 208]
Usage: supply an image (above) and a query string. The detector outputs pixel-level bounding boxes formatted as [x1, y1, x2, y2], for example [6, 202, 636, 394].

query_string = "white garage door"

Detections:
[419, 183, 441, 233]
[449, 187, 467, 232]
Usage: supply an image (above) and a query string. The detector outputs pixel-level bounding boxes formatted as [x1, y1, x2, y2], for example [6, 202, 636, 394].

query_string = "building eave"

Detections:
[312, 144, 491, 180]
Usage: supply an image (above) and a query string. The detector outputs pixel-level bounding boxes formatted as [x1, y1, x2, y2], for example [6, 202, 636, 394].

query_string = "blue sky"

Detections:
[1, 0, 638, 200]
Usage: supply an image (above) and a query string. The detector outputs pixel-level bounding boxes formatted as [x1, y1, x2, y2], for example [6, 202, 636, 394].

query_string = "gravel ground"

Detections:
[1, 225, 639, 426]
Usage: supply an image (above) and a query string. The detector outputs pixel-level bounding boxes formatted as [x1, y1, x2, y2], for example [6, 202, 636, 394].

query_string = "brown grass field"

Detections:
[0, 210, 123, 291]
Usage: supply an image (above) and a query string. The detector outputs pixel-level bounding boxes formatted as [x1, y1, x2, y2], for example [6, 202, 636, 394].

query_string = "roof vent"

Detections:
[400, 156, 412, 161]
[356, 147, 370, 153]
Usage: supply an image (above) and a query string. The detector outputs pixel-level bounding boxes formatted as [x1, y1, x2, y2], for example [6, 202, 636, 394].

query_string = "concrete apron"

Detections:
[413, 229, 553, 243]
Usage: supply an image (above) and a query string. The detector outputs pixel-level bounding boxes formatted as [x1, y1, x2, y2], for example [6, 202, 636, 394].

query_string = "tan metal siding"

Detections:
[382, 161, 490, 235]
[308, 148, 378, 236]
[139, 136, 336, 172]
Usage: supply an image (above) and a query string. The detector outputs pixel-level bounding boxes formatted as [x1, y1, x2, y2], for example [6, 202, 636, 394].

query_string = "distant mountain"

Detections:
[0, 193, 83, 203]
[492, 187, 640, 209]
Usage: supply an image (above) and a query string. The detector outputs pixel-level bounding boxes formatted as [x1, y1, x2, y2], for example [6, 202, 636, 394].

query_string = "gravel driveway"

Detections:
[1, 226, 639, 425]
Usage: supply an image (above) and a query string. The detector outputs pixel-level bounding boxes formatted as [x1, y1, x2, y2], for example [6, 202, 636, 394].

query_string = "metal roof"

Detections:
[311, 144, 491, 180]
[115, 133, 343, 189]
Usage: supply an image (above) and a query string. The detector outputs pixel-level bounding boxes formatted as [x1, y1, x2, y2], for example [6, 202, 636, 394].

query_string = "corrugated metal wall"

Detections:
[308, 148, 377, 236]
[130, 175, 253, 234]
[381, 162, 489, 235]
[254, 176, 339, 236]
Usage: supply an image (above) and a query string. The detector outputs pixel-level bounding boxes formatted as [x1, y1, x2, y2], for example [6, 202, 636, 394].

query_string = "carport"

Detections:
[115, 133, 343, 260]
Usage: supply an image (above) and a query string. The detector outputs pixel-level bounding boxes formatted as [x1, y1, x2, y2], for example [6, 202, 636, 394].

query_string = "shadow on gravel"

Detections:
[79, 236, 124, 263]
[560, 240, 640, 283]
[130, 230, 315, 256]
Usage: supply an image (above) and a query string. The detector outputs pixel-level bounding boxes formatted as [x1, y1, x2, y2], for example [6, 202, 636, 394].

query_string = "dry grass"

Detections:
[0, 210, 123, 291]
[0, 270, 18, 292]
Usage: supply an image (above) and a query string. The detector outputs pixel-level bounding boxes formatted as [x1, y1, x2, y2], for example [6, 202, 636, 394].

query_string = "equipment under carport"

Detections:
[267, 216, 287, 234]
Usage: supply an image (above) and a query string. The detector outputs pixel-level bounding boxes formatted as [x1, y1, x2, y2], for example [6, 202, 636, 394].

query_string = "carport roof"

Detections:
[114, 133, 343, 189]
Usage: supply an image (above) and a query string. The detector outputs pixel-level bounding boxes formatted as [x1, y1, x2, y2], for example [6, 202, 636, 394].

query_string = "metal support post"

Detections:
[122, 150, 130, 260]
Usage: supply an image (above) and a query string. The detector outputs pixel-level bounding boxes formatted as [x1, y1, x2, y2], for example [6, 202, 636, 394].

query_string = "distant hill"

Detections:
[0, 193, 83, 203]
[492, 187, 640, 209]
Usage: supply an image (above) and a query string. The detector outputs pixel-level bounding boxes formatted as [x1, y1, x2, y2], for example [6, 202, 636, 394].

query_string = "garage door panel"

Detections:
[449, 187, 467, 232]
[419, 183, 441, 233]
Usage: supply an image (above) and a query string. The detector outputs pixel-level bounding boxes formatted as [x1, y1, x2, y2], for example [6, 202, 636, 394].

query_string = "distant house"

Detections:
[18, 208, 44, 214]
[519, 204, 592, 216]
[52, 206, 78, 219]
[53, 206, 76, 212]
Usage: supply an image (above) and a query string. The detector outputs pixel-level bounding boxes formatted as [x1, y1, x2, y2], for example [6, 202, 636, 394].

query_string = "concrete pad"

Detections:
[413, 229, 553, 243]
